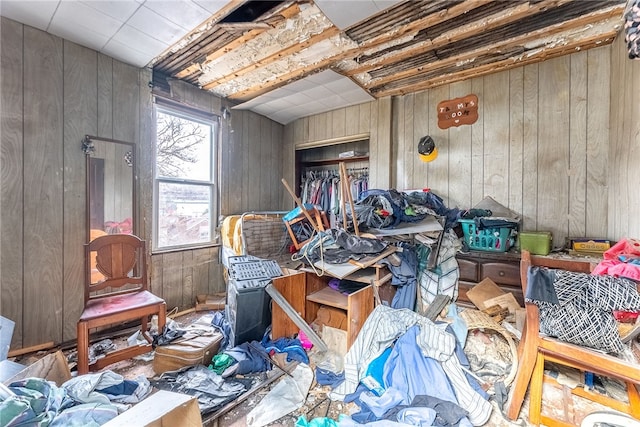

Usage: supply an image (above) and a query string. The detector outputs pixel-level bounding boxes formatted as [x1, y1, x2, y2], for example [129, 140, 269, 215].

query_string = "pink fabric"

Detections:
[592, 238, 640, 281]
[298, 330, 313, 350]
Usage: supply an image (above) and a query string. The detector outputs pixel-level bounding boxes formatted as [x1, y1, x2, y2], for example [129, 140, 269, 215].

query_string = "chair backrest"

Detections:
[84, 234, 148, 303]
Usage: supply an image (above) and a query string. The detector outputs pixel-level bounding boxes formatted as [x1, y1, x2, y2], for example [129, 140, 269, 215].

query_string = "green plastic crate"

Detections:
[459, 219, 514, 252]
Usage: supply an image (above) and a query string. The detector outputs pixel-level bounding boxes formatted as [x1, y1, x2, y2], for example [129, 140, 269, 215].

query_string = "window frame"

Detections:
[152, 101, 219, 252]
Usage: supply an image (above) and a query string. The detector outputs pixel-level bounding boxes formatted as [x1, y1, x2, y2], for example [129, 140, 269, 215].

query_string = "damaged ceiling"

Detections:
[152, 0, 628, 123]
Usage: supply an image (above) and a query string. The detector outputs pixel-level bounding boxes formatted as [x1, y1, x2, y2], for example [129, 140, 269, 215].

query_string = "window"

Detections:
[154, 105, 217, 250]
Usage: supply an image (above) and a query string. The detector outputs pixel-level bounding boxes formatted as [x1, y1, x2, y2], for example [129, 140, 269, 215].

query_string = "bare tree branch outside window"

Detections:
[156, 112, 205, 178]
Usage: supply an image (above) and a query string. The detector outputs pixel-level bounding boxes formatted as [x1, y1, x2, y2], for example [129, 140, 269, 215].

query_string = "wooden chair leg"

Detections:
[507, 336, 538, 420]
[157, 303, 166, 333]
[528, 352, 545, 426]
[77, 321, 89, 375]
[627, 382, 640, 419]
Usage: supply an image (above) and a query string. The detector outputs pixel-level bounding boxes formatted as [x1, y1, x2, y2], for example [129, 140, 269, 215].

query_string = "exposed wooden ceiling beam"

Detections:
[342, 0, 574, 78]
[174, 2, 301, 80]
[223, 0, 494, 101]
[374, 29, 619, 98]
[364, 4, 624, 91]
[201, 26, 340, 90]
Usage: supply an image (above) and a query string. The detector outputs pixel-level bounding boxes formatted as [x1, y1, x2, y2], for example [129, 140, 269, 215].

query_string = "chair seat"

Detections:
[79, 290, 164, 322]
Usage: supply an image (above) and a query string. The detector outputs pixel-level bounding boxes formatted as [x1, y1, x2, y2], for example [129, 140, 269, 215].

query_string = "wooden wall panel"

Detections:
[522, 64, 539, 230]
[470, 76, 485, 207]
[585, 47, 610, 238]
[609, 34, 640, 239]
[568, 51, 588, 238]
[62, 41, 97, 342]
[482, 72, 510, 207]
[508, 69, 524, 218]
[537, 56, 571, 247]
[284, 44, 630, 245]
[448, 80, 473, 209]
[427, 85, 450, 206]
[22, 27, 64, 346]
[1, 17, 24, 348]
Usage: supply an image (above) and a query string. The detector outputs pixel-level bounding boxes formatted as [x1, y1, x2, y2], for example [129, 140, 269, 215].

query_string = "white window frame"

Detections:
[153, 102, 219, 252]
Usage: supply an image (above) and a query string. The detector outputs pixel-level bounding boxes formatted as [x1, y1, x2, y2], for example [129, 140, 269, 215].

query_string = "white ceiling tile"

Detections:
[324, 78, 358, 94]
[192, 0, 226, 14]
[102, 37, 156, 67]
[47, 22, 112, 51]
[127, 5, 186, 44]
[80, 1, 141, 22]
[314, 0, 378, 30]
[51, 1, 122, 39]
[141, 0, 211, 31]
[110, 24, 169, 60]
[305, 69, 340, 85]
[0, 0, 59, 31]
[373, 1, 403, 12]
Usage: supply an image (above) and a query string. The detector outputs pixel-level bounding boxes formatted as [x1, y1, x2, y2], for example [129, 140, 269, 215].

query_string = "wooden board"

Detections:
[1, 17, 25, 349]
[63, 41, 97, 342]
[23, 27, 64, 346]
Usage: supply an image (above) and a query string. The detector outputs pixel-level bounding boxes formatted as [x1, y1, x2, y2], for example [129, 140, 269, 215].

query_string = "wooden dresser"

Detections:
[456, 250, 523, 307]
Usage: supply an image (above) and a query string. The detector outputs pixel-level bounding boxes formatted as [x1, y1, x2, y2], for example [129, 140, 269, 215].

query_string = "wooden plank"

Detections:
[23, 27, 64, 346]
[272, 272, 307, 339]
[138, 67, 154, 242]
[393, 97, 404, 190]
[413, 90, 430, 190]
[97, 54, 113, 138]
[112, 61, 138, 144]
[427, 85, 450, 205]
[181, 250, 194, 309]
[344, 105, 359, 137]
[537, 55, 570, 247]
[585, 46, 610, 238]
[162, 251, 184, 313]
[345, 285, 373, 348]
[150, 253, 164, 299]
[1, 17, 24, 349]
[260, 115, 271, 209]
[481, 72, 509, 206]
[508, 68, 524, 220]
[332, 107, 346, 139]
[402, 94, 414, 190]
[628, 45, 640, 239]
[208, 247, 225, 294]
[62, 41, 98, 342]
[373, 97, 392, 189]
[448, 80, 473, 209]
[568, 50, 588, 238]
[522, 63, 539, 230]
[470, 76, 485, 206]
[241, 110, 250, 213]
[192, 247, 212, 298]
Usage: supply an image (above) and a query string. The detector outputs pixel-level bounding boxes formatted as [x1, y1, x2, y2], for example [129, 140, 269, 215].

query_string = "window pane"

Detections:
[156, 111, 211, 181]
[157, 182, 211, 248]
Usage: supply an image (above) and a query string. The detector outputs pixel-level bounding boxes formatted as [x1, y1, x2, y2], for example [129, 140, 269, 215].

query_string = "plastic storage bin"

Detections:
[519, 231, 552, 255]
[459, 219, 515, 252]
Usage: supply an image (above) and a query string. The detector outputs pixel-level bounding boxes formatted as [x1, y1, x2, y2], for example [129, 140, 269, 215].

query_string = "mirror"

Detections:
[84, 135, 135, 242]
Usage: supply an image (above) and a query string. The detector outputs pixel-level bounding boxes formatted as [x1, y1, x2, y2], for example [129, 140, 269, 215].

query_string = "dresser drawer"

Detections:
[480, 262, 520, 286]
[457, 258, 479, 282]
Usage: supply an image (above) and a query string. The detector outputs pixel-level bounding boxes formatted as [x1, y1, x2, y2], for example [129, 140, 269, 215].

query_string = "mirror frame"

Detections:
[84, 135, 136, 243]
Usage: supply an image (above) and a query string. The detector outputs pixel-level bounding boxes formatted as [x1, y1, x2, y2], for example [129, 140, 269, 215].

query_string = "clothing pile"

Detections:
[317, 305, 492, 427]
[0, 371, 151, 427]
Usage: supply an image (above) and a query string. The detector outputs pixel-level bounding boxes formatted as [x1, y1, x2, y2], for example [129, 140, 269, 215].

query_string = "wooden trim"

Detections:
[295, 133, 369, 150]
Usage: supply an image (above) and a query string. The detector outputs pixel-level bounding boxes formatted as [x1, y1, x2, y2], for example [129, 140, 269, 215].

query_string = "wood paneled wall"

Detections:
[285, 42, 640, 247]
[609, 33, 640, 240]
[0, 18, 286, 349]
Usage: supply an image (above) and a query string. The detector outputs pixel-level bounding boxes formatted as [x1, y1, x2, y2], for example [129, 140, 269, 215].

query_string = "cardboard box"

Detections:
[103, 390, 202, 427]
[3, 350, 71, 386]
[466, 278, 506, 311]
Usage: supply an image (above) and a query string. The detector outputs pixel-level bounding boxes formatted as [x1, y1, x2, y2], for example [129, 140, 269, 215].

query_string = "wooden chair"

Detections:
[77, 234, 166, 375]
[506, 250, 640, 426]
